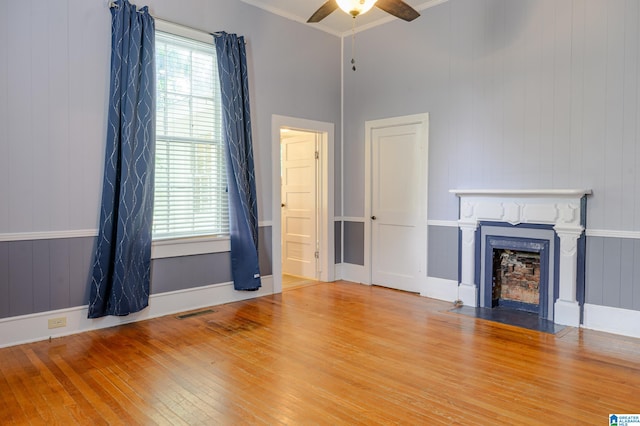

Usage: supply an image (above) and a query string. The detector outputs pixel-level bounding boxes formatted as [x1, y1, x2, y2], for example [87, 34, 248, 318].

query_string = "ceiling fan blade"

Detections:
[375, 0, 420, 22]
[307, 0, 339, 23]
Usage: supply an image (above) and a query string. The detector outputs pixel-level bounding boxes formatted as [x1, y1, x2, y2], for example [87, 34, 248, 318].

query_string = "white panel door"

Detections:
[370, 119, 428, 293]
[281, 132, 318, 279]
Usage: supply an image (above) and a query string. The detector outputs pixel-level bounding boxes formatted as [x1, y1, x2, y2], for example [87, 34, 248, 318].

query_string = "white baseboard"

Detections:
[334, 263, 343, 280]
[457, 283, 478, 307]
[554, 299, 581, 327]
[421, 277, 458, 302]
[582, 303, 640, 339]
[341, 263, 368, 284]
[0, 276, 274, 349]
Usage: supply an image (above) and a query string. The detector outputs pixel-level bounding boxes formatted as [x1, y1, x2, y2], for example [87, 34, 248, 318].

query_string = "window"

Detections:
[153, 30, 228, 239]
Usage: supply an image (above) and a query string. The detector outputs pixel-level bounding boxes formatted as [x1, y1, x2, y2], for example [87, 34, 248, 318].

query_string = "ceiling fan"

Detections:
[307, 0, 420, 23]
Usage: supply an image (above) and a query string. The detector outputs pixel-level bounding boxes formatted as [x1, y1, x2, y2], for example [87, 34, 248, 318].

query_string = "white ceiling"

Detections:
[239, 0, 448, 37]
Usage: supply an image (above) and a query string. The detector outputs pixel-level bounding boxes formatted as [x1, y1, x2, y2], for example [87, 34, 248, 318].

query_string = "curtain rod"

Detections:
[108, 2, 228, 38]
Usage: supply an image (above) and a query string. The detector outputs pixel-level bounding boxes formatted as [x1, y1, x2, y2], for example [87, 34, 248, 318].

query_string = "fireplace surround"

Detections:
[450, 189, 591, 327]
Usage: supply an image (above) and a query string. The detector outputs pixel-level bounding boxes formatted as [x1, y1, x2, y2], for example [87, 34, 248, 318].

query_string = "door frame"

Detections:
[272, 115, 335, 293]
[364, 113, 429, 286]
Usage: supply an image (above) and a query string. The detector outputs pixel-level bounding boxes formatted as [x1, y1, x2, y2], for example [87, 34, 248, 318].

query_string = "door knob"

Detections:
[281, 203, 286, 207]
[371, 216, 376, 220]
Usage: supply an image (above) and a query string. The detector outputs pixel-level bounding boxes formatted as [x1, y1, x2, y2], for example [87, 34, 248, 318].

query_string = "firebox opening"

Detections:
[492, 249, 541, 314]
[483, 234, 551, 321]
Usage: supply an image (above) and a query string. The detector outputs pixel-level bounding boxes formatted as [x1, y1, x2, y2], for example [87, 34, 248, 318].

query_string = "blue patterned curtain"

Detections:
[88, 0, 155, 318]
[214, 33, 261, 291]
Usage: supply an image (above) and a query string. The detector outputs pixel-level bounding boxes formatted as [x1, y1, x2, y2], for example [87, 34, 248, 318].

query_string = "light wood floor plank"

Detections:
[1, 281, 640, 424]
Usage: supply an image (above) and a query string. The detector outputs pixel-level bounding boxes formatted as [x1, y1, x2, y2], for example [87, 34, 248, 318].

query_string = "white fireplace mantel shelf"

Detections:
[449, 189, 592, 229]
[450, 189, 592, 198]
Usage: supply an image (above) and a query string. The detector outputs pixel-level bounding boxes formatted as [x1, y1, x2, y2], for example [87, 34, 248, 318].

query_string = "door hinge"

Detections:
[314, 251, 319, 259]
[315, 151, 319, 160]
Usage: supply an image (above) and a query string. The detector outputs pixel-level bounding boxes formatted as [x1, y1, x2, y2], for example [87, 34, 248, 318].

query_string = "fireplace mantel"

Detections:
[450, 189, 592, 327]
[450, 189, 592, 198]
[449, 189, 591, 228]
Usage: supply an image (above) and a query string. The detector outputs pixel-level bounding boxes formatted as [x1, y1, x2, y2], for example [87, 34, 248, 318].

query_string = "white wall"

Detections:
[0, 0, 342, 236]
[341, 0, 640, 324]
[0, 0, 109, 234]
[0, 0, 341, 335]
[343, 0, 640, 231]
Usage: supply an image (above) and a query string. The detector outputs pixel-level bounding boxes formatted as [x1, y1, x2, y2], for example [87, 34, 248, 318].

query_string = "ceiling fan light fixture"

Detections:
[336, 0, 378, 17]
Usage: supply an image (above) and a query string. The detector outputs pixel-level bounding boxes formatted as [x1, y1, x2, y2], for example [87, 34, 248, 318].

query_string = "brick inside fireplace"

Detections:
[492, 249, 541, 312]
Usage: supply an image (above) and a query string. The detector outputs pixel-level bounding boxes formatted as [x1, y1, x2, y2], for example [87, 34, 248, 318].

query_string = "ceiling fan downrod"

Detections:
[350, 17, 357, 71]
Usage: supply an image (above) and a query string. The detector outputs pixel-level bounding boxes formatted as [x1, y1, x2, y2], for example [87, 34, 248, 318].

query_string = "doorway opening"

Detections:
[280, 128, 320, 289]
[272, 116, 335, 294]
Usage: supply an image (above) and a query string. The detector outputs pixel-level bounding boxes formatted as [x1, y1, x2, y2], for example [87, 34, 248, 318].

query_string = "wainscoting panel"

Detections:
[0, 227, 273, 321]
[151, 253, 232, 294]
[32, 240, 51, 314]
[8, 241, 34, 317]
[585, 236, 605, 306]
[0, 242, 8, 317]
[343, 221, 364, 266]
[258, 225, 273, 276]
[50, 238, 72, 310]
[427, 225, 458, 281]
[0, 237, 95, 319]
[585, 236, 640, 311]
[335, 220, 342, 264]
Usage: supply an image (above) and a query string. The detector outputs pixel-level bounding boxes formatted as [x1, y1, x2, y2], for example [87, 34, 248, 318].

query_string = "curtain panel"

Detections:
[88, 0, 155, 318]
[214, 32, 262, 291]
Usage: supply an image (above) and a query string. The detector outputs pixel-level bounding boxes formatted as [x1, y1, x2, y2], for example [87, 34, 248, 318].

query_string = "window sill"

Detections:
[151, 235, 230, 259]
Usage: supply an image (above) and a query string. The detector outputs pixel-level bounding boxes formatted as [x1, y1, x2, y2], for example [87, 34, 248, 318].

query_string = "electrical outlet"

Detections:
[48, 317, 67, 329]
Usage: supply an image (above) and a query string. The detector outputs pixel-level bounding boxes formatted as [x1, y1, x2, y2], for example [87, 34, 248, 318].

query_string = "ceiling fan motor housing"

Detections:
[336, 0, 378, 17]
[307, 0, 419, 24]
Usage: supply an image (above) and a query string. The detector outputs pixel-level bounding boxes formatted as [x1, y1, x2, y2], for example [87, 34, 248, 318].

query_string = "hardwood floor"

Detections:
[1, 281, 639, 425]
[281, 274, 319, 291]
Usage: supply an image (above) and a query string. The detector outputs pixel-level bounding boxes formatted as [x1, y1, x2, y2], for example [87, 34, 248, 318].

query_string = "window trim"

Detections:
[155, 19, 213, 45]
[151, 235, 230, 259]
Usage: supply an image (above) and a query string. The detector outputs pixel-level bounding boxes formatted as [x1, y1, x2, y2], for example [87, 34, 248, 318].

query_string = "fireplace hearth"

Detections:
[449, 305, 565, 334]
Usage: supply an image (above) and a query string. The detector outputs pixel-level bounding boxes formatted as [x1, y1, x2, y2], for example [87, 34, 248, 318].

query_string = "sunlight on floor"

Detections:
[282, 274, 320, 291]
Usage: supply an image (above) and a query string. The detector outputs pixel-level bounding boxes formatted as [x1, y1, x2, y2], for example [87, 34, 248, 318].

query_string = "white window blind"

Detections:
[153, 30, 228, 239]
